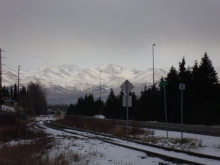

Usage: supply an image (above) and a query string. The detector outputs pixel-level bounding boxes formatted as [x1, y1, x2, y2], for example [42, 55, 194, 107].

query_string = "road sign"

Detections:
[179, 83, 185, 90]
[120, 80, 134, 128]
[160, 81, 168, 86]
[123, 96, 132, 107]
[120, 80, 134, 94]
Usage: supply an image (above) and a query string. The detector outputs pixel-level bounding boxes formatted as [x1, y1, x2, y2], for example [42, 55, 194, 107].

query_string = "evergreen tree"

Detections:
[138, 86, 151, 121]
[155, 77, 166, 122]
[178, 57, 186, 83]
[129, 91, 138, 120]
[195, 52, 220, 125]
[192, 60, 199, 81]
[165, 66, 180, 123]
[198, 52, 218, 85]
[28, 81, 47, 115]
[10, 86, 14, 104]
[66, 103, 76, 115]
[105, 89, 117, 119]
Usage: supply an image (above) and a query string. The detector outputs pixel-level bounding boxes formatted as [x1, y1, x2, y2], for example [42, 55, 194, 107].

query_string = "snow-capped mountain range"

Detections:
[2, 64, 220, 104]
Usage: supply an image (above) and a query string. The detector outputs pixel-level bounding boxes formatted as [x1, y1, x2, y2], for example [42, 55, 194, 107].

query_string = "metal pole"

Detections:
[100, 71, 101, 111]
[0, 48, 1, 92]
[152, 44, 156, 87]
[164, 86, 168, 138]
[181, 89, 183, 141]
[152, 44, 156, 121]
[18, 66, 20, 106]
[126, 80, 128, 128]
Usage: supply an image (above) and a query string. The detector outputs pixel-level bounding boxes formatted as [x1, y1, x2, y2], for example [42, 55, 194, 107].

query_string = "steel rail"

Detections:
[40, 121, 220, 165]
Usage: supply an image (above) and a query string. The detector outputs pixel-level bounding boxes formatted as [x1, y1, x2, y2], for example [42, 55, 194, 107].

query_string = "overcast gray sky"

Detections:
[0, 0, 220, 71]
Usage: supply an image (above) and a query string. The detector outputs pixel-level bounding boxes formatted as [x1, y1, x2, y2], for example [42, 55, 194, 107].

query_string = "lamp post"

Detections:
[152, 44, 156, 87]
[18, 66, 21, 106]
[100, 71, 102, 113]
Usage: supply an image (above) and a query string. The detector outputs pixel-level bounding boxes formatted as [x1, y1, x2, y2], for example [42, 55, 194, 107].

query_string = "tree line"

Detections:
[67, 52, 220, 125]
[1, 81, 47, 115]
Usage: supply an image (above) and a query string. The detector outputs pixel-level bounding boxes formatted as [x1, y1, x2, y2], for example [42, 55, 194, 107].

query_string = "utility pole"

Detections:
[152, 44, 156, 87]
[18, 66, 21, 106]
[16, 66, 21, 140]
[0, 48, 3, 111]
[152, 44, 156, 121]
[0, 48, 2, 93]
[100, 71, 102, 112]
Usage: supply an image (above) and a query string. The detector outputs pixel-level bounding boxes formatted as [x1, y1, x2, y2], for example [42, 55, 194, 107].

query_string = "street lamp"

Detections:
[100, 71, 102, 113]
[100, 71, 101, 99]
[152, 44, 156, 87]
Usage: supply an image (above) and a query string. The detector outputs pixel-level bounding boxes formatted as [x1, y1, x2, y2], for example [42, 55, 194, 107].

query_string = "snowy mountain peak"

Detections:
[3, 63, 220, 104]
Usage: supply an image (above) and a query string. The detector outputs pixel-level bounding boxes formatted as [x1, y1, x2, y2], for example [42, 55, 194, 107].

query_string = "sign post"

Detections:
[120, 80, 134, 128]
[160, 80, 169, 138]
[179, 83, 185, 142]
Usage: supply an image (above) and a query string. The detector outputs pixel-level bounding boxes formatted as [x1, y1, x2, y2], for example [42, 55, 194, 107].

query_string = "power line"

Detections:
[4, 50, 106, 66]
[4, 50, 160, 69]
[3, 50, 220, 70]
[4, 57, 43, 65]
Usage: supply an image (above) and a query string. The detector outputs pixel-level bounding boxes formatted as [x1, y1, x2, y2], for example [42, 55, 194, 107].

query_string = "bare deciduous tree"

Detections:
[28, 80, 47, 115]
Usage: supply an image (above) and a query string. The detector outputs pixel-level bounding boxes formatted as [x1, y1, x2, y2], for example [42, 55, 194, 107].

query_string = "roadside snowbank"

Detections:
[1, 105, 16, 113]
[93, 115, 105, 119]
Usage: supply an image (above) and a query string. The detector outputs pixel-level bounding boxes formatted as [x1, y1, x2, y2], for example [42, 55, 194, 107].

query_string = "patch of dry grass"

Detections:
[56, 116, 152, 137]
[0, 114, 83, 165]
[0, 140, 82, 165]
[0, 114, 47, 142]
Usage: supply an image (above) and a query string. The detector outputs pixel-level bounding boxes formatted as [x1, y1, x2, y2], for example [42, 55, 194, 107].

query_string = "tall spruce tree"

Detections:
[105, 89, 117, 119]
[195, 52, 220, 125]
[178, 57, 186, 83]
[186, 60, 200, 124]
[178, 58, 193, 124]
[129, 91, 138, 120]
[165, 66, 180, 123]
[198, 52, 218, 85]
[138, 86, 151, 121]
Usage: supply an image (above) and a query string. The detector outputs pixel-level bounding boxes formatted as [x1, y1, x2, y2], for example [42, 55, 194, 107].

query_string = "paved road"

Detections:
[114, 120, 220, 137]
[67, 115, 220, 137]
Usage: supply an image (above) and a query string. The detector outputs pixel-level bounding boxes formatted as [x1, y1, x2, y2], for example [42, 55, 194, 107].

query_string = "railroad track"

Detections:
[39, 120, 220, 165]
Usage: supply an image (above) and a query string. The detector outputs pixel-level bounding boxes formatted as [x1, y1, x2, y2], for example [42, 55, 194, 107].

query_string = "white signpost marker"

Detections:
[120, 80, 134, 128]
[123, 96, 132, 107]
[179, 83, 185, 142]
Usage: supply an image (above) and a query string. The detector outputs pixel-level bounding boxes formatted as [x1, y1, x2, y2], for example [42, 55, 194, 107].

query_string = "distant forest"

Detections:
[66, 53, 220, 126]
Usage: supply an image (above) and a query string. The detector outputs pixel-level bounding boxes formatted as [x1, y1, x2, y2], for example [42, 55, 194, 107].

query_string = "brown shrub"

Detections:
[0, 114, 47, 142]
[57, 116, 151, 137]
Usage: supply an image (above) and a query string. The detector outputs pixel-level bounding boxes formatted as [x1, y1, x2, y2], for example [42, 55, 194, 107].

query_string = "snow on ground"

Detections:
[93, 115, 105, 119]
[1, 105, 16, 113]
[60, 127, 220, 165]
[34, 117, 220, 165]
[153, 129, 220, 157]
[38, 120, 178, 165]
[34, 115, 59, 121]
[4, 115, 220, 165]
